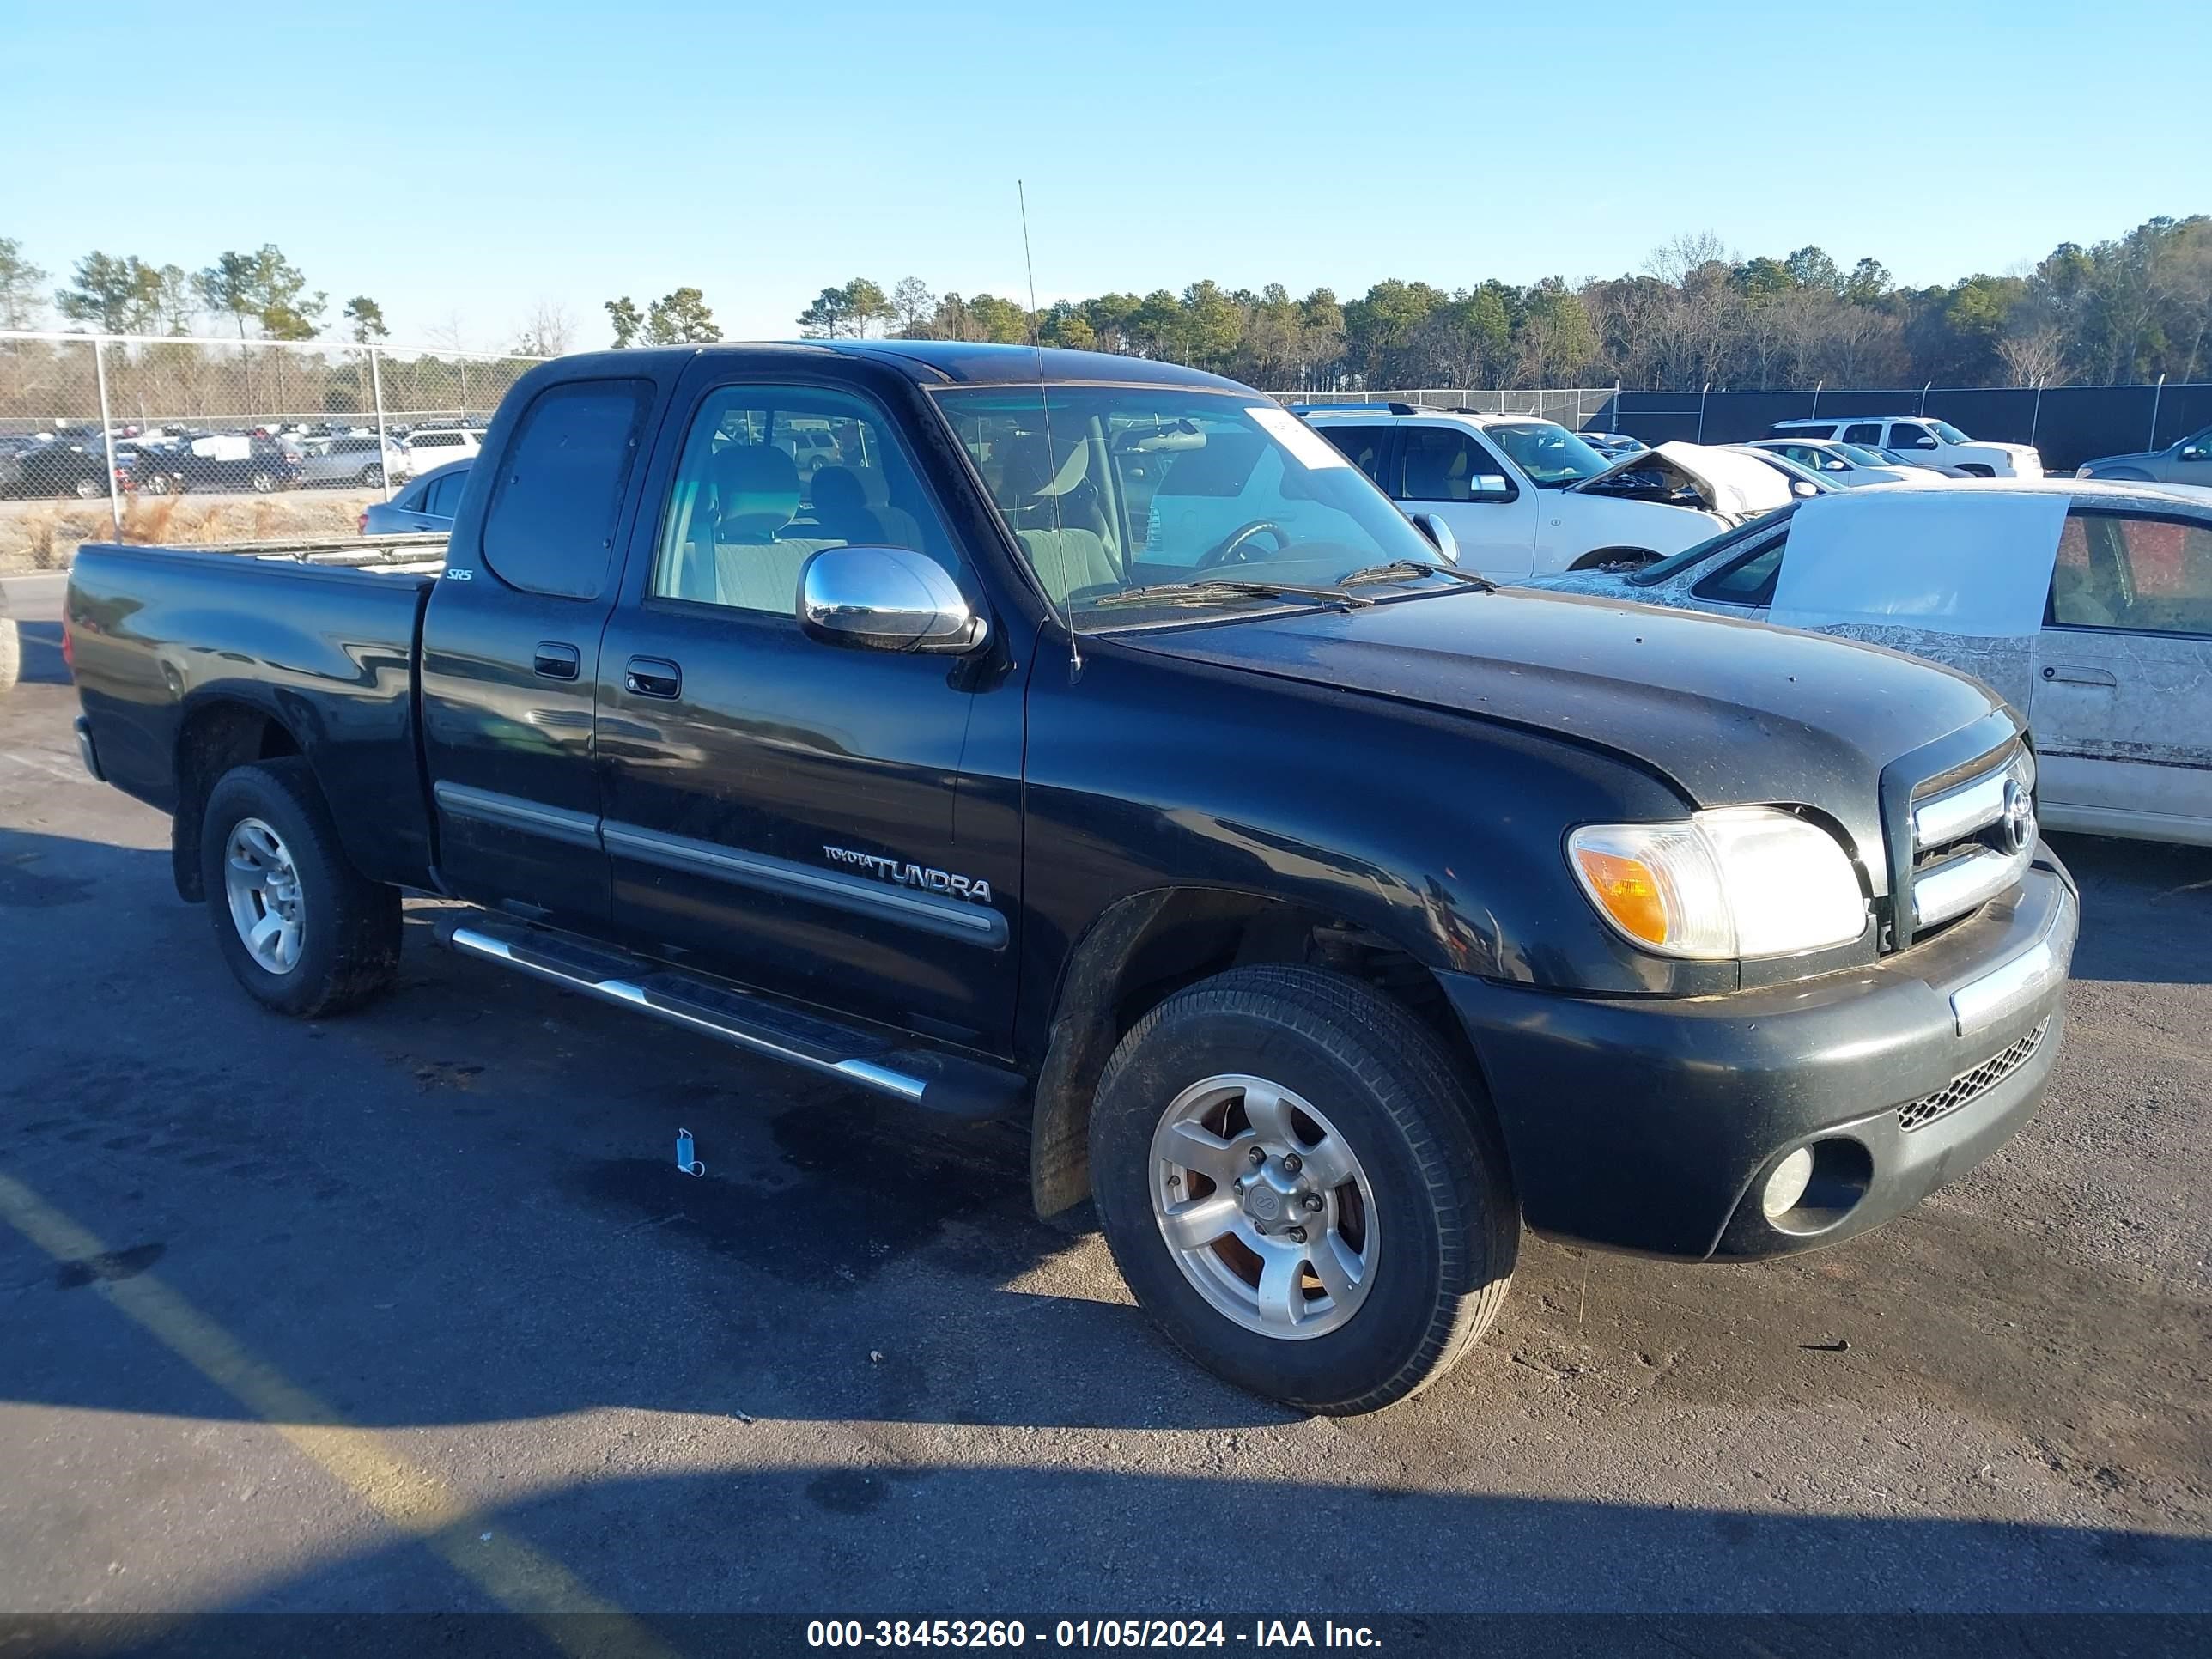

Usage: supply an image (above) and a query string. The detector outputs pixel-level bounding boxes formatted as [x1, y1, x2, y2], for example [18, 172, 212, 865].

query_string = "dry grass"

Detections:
[0, 491, 371, 572]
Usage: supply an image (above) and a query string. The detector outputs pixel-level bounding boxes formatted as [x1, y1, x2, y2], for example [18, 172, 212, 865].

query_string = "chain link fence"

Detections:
[1264, 386, 1622, 427]
[0, 330, 544, 568]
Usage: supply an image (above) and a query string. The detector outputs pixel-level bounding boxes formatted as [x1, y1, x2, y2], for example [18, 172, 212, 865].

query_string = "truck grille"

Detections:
[1904, 743, 2037, 940]
[1898, 1018, 2050, 1131]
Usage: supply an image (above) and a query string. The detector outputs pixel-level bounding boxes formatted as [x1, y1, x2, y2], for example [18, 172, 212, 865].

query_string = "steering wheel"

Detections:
[1197, 520, 1290, 570]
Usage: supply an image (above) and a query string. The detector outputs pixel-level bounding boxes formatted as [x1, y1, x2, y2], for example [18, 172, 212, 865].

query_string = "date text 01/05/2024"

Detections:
[804, 1620, 1382, 1649]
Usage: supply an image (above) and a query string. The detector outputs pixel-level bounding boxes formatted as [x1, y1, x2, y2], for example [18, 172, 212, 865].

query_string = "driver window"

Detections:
[652, 384, 958, 615]
[1398, 428, 1507, 503]
[1891, 422, 1936, 449]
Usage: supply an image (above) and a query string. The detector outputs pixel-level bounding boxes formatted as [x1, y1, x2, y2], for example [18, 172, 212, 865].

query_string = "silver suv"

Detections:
[2077, 422, 2212, 488]
[297, 434, 402, 489]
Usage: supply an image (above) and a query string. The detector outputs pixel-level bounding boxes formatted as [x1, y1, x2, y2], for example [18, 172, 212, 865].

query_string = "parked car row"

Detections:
[0, 422, 484, 498]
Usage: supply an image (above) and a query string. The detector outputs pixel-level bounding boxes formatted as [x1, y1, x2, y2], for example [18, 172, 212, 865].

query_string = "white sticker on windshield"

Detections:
[1247, 405, 1351, 471]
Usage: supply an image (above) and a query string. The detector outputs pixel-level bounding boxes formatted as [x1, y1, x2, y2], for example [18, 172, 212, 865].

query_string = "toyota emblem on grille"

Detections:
[1999, 778, 2035, 855]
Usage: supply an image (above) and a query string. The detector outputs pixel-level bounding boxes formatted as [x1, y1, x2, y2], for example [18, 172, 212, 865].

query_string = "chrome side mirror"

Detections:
[1468, 473, 1513, 501]
[1408, 512, 1461, 564]
[798, 546, 988, 654]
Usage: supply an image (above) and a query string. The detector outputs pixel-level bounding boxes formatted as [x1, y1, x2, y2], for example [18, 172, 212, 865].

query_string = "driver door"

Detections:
[1389, 424, 1535, 579]
[592, 369, 1023, 1050]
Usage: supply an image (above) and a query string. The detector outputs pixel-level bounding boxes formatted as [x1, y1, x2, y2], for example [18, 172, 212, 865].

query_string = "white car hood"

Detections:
[1767, 488, 2067, 636]
[1571, 440, 1796, 518]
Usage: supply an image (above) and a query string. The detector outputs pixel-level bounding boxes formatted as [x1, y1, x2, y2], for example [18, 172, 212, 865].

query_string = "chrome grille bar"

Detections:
[1914, 842, 2036, 930]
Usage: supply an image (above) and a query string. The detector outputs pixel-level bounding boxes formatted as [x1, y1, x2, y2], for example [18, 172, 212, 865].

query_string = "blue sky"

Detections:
[9, 1, 2204, 350]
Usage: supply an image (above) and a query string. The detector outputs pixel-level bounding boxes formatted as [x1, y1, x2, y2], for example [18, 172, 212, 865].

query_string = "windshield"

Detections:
[1627, 504, 1802, 586]
[1484, 421, 1611, 487]
[1929, 419, 1972, 444]
[934, 386, 1452, 623]
[1833, 441, 1889, 466]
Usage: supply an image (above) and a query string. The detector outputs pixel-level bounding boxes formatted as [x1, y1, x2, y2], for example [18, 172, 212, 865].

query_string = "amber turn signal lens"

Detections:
[1571, 848, 1669, 945]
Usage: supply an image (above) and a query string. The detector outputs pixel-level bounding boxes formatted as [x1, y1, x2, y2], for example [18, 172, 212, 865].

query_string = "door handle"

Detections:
[532, 641, 580, 681]
[2041, 664, 2118, 688]
[625, 656, 683, 699]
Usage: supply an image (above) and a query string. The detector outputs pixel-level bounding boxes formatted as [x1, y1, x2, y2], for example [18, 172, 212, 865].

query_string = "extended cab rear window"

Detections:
[480, 379, 653, 599]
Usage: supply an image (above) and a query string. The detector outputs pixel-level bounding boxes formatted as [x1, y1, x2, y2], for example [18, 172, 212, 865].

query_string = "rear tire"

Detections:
[199, 758, 402, 1018]
[361, 464, 384, 489]
[1089, 965, 1517, 1414]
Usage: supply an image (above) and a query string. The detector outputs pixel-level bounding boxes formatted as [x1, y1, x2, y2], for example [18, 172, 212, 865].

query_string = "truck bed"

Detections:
[67, 536, 446, 890]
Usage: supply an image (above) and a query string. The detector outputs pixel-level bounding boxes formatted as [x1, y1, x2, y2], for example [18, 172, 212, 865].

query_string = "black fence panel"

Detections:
[2150, 384, 2212, 452]
[1923, 389, 2023, 441]
[1600, 382, 2212, 471]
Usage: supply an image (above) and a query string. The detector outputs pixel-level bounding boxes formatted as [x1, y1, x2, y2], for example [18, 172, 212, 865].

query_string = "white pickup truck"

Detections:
[1767, 416, 2042, 478]
[1283, 408, 1789, 579]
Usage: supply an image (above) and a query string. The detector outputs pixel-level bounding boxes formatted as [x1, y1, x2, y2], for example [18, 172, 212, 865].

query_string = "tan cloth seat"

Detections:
[1019, 526, 1119, 605]
[691, 443, 844, 613]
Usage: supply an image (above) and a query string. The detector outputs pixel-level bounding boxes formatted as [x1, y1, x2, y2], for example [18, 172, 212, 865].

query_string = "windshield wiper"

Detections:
[1085, 579, 1375, 611]
[1338, 560, 1497, 592]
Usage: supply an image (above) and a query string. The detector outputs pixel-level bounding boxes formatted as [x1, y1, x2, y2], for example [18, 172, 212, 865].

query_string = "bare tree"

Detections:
[1644, 231, 1730, 288]
[1996, 326, 2068, 387]
[890, 277, 936, 337]
[512, 301, 575, 357]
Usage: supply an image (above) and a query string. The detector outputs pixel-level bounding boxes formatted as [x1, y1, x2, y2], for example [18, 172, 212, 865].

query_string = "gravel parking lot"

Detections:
[2, 568, 2208, 1628]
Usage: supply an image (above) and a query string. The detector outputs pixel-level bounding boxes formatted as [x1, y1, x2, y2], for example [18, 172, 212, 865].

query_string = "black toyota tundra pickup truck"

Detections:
[66, 343, 2079, 1413]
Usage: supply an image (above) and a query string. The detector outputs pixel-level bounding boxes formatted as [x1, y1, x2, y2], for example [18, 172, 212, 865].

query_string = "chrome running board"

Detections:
[445, 919, 1024, 1121]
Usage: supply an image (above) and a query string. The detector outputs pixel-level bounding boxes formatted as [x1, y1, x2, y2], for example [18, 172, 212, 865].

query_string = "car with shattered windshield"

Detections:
[65, 342, 2076, 1413]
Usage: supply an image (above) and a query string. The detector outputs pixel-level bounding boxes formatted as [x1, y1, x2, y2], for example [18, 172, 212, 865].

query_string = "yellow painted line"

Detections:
[0, 1168, 676, 1659]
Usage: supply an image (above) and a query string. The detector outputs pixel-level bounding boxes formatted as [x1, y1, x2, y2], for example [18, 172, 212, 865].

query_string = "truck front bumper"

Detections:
[1439, 853, 2078, 1261]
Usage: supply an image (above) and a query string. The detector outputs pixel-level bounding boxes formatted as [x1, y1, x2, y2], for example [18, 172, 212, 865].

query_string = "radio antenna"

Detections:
[1019, 179, 1081, 679]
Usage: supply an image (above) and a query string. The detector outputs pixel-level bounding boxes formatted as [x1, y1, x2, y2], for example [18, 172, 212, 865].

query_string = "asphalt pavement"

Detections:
[2, 566, 2207, 1629]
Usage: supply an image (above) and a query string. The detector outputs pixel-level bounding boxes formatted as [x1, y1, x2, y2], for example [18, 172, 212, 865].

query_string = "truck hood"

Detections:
[1568, 440, 1796, 519]
[1124, 587, 2008, 891]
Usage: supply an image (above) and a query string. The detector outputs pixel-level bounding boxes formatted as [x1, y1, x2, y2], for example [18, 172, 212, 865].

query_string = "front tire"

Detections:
[199, 758, 402, 1018]
[1090, 965, 1517, 1414]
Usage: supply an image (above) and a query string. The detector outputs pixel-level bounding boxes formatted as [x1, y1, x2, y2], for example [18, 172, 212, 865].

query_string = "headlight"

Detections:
[1567, 807, 1868, 960]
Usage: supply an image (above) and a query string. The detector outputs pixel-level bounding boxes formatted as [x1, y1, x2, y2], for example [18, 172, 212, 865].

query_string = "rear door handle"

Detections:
[532, 641, 580, 680]
[2042, 664, 2118, 688]
[625, 656, 683, 699]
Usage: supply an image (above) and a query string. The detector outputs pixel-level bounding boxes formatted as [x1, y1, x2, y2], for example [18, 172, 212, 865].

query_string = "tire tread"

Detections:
[201, 758, 401, 1018]
[1093, 964, 1517, 1414]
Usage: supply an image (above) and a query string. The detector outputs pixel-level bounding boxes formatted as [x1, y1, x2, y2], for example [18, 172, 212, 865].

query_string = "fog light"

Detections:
[1760, 1147, 1814, 1219]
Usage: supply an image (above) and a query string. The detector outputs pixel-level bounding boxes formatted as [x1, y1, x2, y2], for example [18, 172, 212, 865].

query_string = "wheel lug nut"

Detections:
[1288, 1226, 1308, 1244]
[1248, 1147, 1267, 1166]
[1166, 1173, 1181, 1187]
[1253, 1222, 1267, 1236]
[1301, 1193, 1324, 1213]
[1282, 1153, 1303, 1174]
